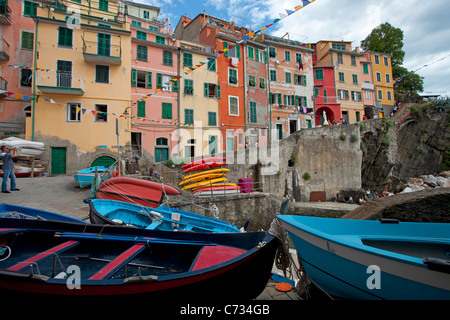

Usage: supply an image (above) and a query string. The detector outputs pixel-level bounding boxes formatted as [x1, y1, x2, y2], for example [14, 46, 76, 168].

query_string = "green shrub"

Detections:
[340, 134, 347, 140]
[302, 172, 311, 181]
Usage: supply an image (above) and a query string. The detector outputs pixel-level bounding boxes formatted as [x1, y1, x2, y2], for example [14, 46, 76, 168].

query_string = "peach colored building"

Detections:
[360, 52, 376, 118]
[0, 0, 34, 136]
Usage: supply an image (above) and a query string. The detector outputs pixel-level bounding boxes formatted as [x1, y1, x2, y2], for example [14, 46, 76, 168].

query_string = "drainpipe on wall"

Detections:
[31, 17, 40, 141]
[176, 47, 181, 158]
[243, 42, 248, 147]
[266, 45, 272, 144]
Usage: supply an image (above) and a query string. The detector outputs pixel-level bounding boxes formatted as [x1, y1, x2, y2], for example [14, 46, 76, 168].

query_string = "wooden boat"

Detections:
[0, 203, 86, 223]
[0, 162, 45, 178]
[181, 177, 227, 191]
[183, 162, 227, 173]
[278, 215, 450, 300]
[0, 137, 45, 157]
[192, 185, 241, 195]
[0, 218, 278, 300]
[182, 157, 226, 168]
[95, 176, 181, 208]
[72, 166, 111, 188]
[88, 199, 240, 233]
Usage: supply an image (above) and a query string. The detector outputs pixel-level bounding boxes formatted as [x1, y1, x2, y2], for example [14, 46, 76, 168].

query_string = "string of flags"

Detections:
[0, 1, 317, 126]
[394, 53, 450, 84]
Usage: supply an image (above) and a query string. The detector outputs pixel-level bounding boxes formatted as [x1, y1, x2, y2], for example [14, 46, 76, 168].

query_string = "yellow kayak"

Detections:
[181, 177, 228, 190]
[179, 173, 226, 186]
[182, 168, 230, 181]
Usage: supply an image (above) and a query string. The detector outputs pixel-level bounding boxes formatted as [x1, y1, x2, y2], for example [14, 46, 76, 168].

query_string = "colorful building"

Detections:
[0, 0, 34, 136]
[25, 0, 132, 174]
[125, 1, 179, 163]
[313, 65, 340, 125]
[263, 34, 315, 139]
[314, 40, 364, 123]
[360, 51, 376, 118]
[368, 51, 395, 117]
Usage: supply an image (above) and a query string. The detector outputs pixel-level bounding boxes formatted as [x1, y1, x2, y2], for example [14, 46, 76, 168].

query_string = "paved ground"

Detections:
[1, 175, 305, 300]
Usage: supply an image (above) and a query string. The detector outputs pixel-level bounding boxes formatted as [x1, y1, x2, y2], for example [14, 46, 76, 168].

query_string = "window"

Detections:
[363, 63, 369, 74]
[270, 92, 282, 105]
[314, 87, 319, 96]
[324, 90, 328, 103]
[131, 20, 141, 28]
[377, 90, 383, 100]
[137, 101, 145, 117]
[136, 31, 147, 40]
[131, 69, 152, 88]
[204, 83, 220, 98]
[351, 56, 356, 66]
[270, 69, 277, 82]
[338, 90, 349, 100]
[20, 69, 32, 87]
[351, 91, 361, 101]
[223, 41, 240, 59]
[296, 52, 302, 63]
[183, 53, 193, 67]
[143, 10, 150, 19]
[352, 74, 358, 84]
[384, 56, 389, 66]
[250, 102, 257, 123]
[94, 104, 108, 122]
[56, 60, 72, 87]
[95, 65, 109, 83]
[156, 36, 165, 44]
[209, 136, 217, 154]
[97, 33, 111, 56]
[163, 50, 172, 66]
[269, 47, 276, 58]
[339, 72, 345, 82]
[365, 91, 371, 100]
[332, 43, 346, 50]
[228, 68, 238, 85]
[258, 49, 266, 63]
[249, 75, 256, 87]
[99, 0, 108, 12]
[284, 51, 291, 62]
[157, 74, 177, 92]
[58, 27, 73, 47]
[207, 58, 216, 71]
[337, 53, 343, 64]
[285, 72, 292, 84]
[185, 109, 194, 125]
[248, 47, 254, 60]
[67, 103, 81, 122]
[184, 79, 193, 95]
[208, 112, 217, 126]
[259, 77, 265, 89]
[229, 96, 239, 116]
[162, 103, 172, 119]
[23, 1, 37, 16]
[315, 69, 324, 80]
[385, 74, 391, 83]
[374, 54, 380, 64]
[137, 45, 148, 61]
[21, 32, 33, 50]
[376, 72, 381, 82]
[387, 91, 392, 101]
[149, 25, 158, 32]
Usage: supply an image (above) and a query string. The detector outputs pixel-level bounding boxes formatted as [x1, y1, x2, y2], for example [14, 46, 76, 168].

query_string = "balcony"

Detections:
[36, 71, 85, 95]
[0, 36, 10, 61]
[0, 76, 7, 96]
[0, 4, 11, 25]
[82, 36, 121, 65]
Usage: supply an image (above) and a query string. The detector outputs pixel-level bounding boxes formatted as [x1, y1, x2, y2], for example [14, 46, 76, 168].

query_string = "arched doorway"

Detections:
[316, 107, 335, 126]
[91, 156, 116, 167]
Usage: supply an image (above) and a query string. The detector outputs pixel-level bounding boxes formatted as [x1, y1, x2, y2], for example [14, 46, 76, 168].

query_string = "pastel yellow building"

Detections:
[369, 51, 395, 116]
[25, 0, 131, 174]
[176, 39, 220, 161]
[315, 40, 364, 123]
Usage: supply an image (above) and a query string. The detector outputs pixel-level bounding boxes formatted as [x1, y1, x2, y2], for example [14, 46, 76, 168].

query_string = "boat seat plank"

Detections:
[191, 245, 247, 271]
[145, 221, 162, 230]
[8, 240, 79, 271]
[89, 243, 146, 280]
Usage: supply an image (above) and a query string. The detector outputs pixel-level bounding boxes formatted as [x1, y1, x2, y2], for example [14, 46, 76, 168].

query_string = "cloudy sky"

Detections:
[134, 0, 450, 96]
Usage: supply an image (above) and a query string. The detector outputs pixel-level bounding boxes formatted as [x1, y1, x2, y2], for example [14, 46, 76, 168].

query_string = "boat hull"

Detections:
[0, 203, 86, 223]
[72, 166, 110, 188]
[0, 219, 277, 300]
[278, 215, 450, 300]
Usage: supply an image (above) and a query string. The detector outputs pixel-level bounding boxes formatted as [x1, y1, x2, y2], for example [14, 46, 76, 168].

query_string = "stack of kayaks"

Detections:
[180, 157, 240, 195]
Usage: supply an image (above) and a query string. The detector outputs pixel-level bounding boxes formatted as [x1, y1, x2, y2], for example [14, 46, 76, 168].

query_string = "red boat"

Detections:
[181, 157, 226, 168]
[183, 162, 227, 173]
[95, 176, 181, 208]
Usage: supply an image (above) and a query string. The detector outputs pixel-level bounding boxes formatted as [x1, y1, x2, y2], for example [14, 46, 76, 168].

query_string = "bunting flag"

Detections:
[394, 53, 450, 84]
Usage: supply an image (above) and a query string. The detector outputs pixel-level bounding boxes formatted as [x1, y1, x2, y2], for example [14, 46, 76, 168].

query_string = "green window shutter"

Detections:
[183, 53, 192, 67]
[223, 42, 228, 57]
[236, 45, 241, 59]
[291, 95, 295, 105]
[21, 32, 34, 50]
[363, 63, 369, 74]
[157, 73, 162, 88]
[58, 27, 73, 47]
[99, 0, 108, 11]
[248, 47, 254, 60]
[255, 48, 260, 62]
[250, 102, 257, 123]
[208, 112, 216, 126]
[204, 83, 209, 97]
[314, 88, 319, 96]
[147, 72, 152, 88]
[137, 101, 145, 117]
[303, 76, 307, 86]
[284, 94, 287, 105]
[185, 109, 194, 125]
[172, 77, 179, 92]
[216, 85, 221, 98]
[156, 36, 165, 44]
[303, 96, 307, 107]
[269, 92, 273, 104]
[207, 58, 216, 71]
[131, 69, 137, 86]
[278, 93, 282, 104]
[162, 103, 172, 119]
[136, 31, 147, 40]
[264, 51, 268, 63]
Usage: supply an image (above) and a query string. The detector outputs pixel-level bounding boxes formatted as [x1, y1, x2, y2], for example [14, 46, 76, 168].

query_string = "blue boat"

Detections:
[278, 215, 450, 300]
[0, 203, 86, 223]
[72, 166, 112, 188]
[88, 199, 242, 233]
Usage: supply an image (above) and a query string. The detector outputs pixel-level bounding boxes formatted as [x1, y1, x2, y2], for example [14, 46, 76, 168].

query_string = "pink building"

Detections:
[0, 0, 35, 136]
[126, 3, 179, 162]
[360, 52, 375, 118]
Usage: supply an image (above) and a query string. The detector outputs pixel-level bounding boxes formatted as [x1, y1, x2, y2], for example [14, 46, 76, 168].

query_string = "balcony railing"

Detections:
[82, 37, 122, 65]
[36, 70, 85, 95]
[0, 76, 7, 96]
[0, 36, 10, 61]
[0, 4, 11, 24]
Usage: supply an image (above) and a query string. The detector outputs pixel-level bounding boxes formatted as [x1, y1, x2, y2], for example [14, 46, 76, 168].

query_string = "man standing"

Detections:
[1, 145, 20, 193]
